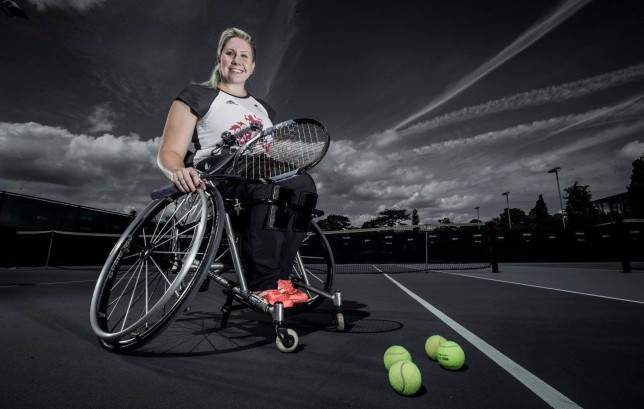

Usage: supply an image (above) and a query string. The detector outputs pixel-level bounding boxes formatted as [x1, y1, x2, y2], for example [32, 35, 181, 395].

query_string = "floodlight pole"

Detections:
[474, 206, 480, 222]
[502, 192, 511, 229]
[548, 167, 566, 229]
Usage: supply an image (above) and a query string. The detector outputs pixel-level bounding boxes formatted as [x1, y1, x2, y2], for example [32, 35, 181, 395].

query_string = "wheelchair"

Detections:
[89, 173, 343, 353]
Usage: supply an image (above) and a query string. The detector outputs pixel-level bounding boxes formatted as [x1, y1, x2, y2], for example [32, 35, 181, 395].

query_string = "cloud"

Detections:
[25, 0, 106, 12]
[314, 94, 644, 224]
[393, 0, 592, 130]
[400, 62, 644, 136]
[4, 99, 638, 226]
[437, 194, 490, 210]
[0, 122, 163, 212]
[87, 103, 117, 133]
[406, 96, 644, 159]
[364, 129, 400, 148]
[616, 140, 644, 162]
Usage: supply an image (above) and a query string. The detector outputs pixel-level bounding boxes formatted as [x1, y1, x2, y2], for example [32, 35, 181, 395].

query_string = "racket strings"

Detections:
[232, 122, 328, 180]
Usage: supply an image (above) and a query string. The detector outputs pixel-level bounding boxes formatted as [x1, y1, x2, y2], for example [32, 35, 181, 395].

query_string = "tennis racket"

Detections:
[151, 118, 330, 199]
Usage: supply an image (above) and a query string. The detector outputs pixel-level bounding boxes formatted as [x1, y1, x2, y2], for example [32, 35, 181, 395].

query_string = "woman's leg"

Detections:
[221, 180, 281, 291]
[220, 173, 317, 291]
[276, 173, 317, 280]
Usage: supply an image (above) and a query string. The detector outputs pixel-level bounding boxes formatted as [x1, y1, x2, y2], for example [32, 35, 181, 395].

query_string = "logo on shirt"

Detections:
[226, 100, 238, 105]
[227, 114, 264, 146]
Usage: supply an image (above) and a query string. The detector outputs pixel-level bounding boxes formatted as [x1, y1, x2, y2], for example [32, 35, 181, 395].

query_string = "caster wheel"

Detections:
[276, 328, 299, 353]
[335, 312, 345, 332]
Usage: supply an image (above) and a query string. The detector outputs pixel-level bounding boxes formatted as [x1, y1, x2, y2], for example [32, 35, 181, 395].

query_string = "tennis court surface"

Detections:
[1, 262, 643, 409]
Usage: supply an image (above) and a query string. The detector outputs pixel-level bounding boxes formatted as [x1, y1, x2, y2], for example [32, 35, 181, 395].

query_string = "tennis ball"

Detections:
[436, 340, 465, 370]
[388, 360, 422, 396]
[383, 345, 412, 371]
[424, 335, 447, 360]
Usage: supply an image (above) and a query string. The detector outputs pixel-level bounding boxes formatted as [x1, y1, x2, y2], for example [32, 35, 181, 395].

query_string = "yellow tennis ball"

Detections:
[436, 340, 465, 370]
[388, 360, 422, 396]
[383, 345, 412, 371]
[424, 335, 447, 360]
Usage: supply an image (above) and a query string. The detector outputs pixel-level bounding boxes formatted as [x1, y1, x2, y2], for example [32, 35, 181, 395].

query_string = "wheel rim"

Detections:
[290, 221, 334, 310]
[90, 190, 210, 342]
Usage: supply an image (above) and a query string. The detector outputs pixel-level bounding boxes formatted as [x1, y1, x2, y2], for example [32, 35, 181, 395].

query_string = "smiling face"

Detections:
[218, 36, 255, 87]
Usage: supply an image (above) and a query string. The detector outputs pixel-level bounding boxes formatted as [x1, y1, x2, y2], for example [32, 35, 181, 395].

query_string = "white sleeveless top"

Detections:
[175, 84, 275, 166]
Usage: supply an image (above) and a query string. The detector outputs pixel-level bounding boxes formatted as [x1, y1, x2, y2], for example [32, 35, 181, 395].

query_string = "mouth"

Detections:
[229, 68, 245, 74]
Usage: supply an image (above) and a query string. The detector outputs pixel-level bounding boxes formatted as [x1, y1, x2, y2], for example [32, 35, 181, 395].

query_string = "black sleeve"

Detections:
[175, 84, 219, 118]
[255, 97, 277, 122]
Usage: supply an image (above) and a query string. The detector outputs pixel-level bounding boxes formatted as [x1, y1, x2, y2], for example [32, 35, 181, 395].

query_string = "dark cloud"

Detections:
[0, 122, 163, 212]
[2, 0, 644, 225]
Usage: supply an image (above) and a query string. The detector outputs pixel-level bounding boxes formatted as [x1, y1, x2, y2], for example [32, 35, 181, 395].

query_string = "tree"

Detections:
[564, 181, 598, 229]
[438, 217, 452, 224]
[528, 194, 555, 228]
[361, 208, 410, 228]
[379, 209, 410, 226]
[411, 209, 420, 226]
[627, 156, 644, 218]
[490, 208, 529, 228]
[317, 214, 352, 231]
[361, 219, 379, 229]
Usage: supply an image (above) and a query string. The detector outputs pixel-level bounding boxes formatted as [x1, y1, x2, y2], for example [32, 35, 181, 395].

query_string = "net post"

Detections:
[615, 220, 631, 273]
[487, 222, 499, 273]
[424, 224, 429, 268]
[45, 231, 54, 269]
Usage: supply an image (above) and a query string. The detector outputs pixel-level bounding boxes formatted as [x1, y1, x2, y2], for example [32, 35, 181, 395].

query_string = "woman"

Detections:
[157, 27, 315, 308]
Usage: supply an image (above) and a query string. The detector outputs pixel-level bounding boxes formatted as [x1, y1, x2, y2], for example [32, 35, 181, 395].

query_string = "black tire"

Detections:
[89, 189, 225, 352]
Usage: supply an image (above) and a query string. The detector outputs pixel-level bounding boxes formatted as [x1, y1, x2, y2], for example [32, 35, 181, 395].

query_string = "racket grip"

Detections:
[150, 183, 180, 199]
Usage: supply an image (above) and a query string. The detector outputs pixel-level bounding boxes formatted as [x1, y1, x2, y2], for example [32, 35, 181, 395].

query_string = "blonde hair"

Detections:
[203, 27, 256, 89]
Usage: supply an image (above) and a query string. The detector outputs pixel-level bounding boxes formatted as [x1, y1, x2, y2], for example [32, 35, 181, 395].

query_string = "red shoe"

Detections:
[252, 289, 294, 308]
[278, 279, 309, 303]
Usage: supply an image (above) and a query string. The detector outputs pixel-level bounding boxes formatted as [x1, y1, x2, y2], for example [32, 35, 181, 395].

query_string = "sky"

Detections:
[1, 0, 644, 226]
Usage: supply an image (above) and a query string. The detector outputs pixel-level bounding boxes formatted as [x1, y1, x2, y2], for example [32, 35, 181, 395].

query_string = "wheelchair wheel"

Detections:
[275, 328, 299, 353]
[290, 220, 334, 312]
[89, 189, 225, 352]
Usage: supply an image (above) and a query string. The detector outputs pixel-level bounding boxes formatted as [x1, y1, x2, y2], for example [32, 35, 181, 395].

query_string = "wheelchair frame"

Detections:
[89, 178, 343, 353]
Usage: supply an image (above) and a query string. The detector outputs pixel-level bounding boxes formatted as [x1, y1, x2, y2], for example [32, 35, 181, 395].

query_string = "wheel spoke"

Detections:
[148, 255, 174, 287]
[91, 189, 225, 351]
[151, 222, 200, 249]
[120, 261, 144, 332]
[107, 259, 144, 320]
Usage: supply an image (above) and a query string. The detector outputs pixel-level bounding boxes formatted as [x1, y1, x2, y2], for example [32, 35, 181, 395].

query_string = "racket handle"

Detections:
[150, 183, 180, 199]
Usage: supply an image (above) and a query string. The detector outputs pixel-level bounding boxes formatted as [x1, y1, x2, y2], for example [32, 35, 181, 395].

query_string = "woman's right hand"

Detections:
[172, 167, 206, 193]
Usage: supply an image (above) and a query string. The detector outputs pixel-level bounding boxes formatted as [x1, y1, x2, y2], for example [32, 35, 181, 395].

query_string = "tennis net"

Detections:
[5, 223, 491, 272]
[310, 224, 491, 273]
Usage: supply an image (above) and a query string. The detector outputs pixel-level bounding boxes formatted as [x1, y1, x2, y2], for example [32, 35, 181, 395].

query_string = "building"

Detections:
[592, 192, 632, 222]
[0, 190, 134, 233]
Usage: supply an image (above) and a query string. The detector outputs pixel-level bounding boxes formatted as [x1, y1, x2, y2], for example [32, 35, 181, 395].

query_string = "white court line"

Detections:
[437, 271, 644, 305]
[379, 270, 582, 409]
[0, 279, 95, 288]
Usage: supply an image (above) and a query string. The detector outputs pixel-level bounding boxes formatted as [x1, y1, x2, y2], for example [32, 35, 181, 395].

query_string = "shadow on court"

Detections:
[130, 298, 407, 357]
